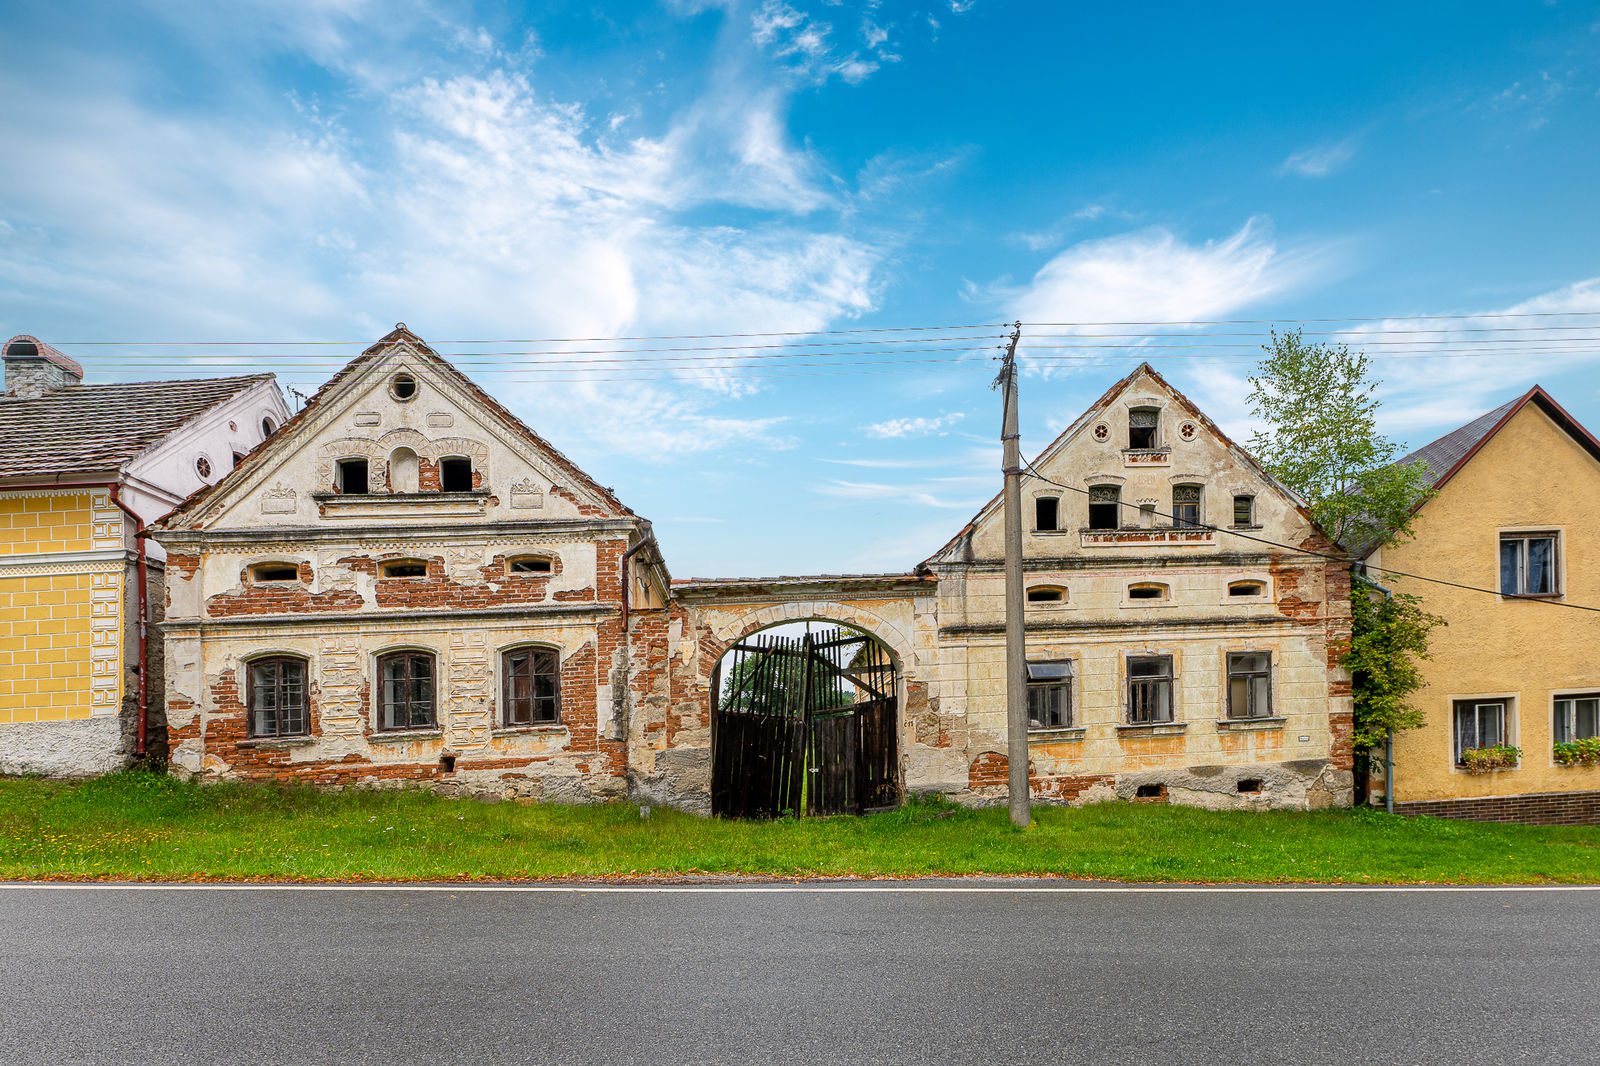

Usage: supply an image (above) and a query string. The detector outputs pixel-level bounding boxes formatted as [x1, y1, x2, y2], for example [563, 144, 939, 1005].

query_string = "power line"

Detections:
[1018, 458, 1600, 614]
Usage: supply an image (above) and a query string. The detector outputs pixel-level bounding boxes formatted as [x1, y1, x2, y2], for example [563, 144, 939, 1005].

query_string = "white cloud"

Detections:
[1338, 277, 1600, 437]
[1277, 137, 1357, 178]
[1000, 218, 1335, 338]
[815, 479, 983, 509]
[861, 412, 966, 438]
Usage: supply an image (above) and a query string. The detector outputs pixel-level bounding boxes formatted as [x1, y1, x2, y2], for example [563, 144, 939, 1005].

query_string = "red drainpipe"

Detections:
[107, 484, 150, 759]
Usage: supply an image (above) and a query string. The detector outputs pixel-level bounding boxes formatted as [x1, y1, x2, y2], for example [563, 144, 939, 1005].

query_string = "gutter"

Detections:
[108, 484, 150, 760]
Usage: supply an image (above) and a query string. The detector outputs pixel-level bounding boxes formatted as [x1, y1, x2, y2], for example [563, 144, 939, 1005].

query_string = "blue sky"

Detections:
[2, 1, 1598, 576]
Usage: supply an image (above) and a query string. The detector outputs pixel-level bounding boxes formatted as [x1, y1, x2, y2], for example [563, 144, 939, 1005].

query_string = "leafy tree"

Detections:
[1343, 583, 1443, 750]
[1247, 329, 1434, 551]
[1247, 330, 1445, 775]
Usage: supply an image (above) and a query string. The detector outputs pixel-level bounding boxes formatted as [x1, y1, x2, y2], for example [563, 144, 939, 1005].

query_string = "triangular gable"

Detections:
[154, 325, 633, 531]
[1402, 385, 1600, 500]
[918, 361, 1324, 569]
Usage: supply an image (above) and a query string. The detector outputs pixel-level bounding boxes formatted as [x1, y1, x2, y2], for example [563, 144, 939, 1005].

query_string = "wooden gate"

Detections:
[711, 626, 899, 819]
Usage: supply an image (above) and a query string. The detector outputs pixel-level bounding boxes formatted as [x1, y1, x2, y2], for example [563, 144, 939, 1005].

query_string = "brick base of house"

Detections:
[1394, 790, 1600, 826]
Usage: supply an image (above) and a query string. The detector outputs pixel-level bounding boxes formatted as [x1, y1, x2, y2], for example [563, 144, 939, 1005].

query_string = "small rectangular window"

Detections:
[1500, 533, 1558, 596]
[1128, 584, 1167, 600]
[335, 458, 369, 495]
[508, 557, 553, 575]
[378, 652, 436, 731]
[1026, 586, 1064, 603]
[440, 457, 474, 493]
[250, 563, 300, 583]
[1172, 485, 1202, 529]
[1088, 486, 1120, 530]
[1554, 694, 1600, 743]
[1453, 700, 1507, 764]
[1127, 655, 1174, 724]
[1026, 660, 1073, 730]
[1227, 652, 1272, 719]
[1034, 497, 1060, 532]
[1233, 495, 1254, 526]
[248, 657, 308, 738]
[503, 647, 561, 725]
[381, 561, 428, 578]
[1128, 408, 1159, 449]
[1228, 581, 1265, 598]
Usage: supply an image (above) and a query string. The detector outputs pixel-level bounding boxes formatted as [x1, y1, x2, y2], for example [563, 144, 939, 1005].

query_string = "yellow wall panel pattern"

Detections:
[0, 493, 97, 555]
[0, 572, 118, 723]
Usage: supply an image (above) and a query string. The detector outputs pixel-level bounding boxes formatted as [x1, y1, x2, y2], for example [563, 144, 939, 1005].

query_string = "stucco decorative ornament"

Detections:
[260, 484, 297, 514]
[510, 480, 545, 509]
[1092, 422, 1111, 442]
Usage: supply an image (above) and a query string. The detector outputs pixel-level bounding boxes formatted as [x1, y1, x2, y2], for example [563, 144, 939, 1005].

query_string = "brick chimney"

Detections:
[3, 335, 83, 399]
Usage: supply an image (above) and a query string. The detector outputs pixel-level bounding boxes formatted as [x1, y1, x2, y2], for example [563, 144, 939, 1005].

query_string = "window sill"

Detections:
[493, 724, 567, 737]
[237, 736, 314, 750]
[1215, 716, 1286, 732]
[1028, 727, 1085, 743]
[1117, 721, 1187, 736]
[368, 729, 444, 743]
[1500, 593, 1563, 601]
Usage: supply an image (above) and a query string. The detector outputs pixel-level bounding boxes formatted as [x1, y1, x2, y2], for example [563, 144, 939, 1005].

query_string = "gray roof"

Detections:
[0, 375, 274, 479]
[1395, 395, 1521, 490]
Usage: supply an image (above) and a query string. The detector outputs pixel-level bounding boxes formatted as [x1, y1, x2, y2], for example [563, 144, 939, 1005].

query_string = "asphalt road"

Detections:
[1, 882, 1597, 1065]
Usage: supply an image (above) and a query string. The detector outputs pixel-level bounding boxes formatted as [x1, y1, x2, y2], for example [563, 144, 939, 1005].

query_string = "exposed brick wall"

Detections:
[1394, 790, 1600, 826]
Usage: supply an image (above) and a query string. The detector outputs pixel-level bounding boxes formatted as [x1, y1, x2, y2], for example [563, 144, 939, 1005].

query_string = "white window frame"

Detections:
[1025, 660, 1074, 731]
[1552, 690, 1600, 746]
[1497, 528, 1562, 598]
[1450, 694, 1517, 769]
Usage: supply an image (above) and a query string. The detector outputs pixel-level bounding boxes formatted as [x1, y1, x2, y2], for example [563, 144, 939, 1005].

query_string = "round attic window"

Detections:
[390, 373, 419, 402]
[261, 417, 276, 436]
[195, 456, 212, 479]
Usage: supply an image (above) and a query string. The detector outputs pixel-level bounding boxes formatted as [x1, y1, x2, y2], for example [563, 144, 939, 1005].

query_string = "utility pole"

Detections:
[997, 322, 1030, 828]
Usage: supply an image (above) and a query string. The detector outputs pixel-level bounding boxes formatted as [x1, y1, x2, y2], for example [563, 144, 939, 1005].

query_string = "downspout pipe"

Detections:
[108, 484, 150, 761]
[1352, 563, 1395, 815]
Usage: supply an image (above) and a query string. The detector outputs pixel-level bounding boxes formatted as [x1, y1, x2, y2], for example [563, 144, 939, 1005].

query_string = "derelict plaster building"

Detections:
[150, 327, 1353, 814]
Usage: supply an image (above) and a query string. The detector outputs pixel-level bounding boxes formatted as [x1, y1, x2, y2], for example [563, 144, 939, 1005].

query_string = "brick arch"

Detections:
[702, 599, 914, 677]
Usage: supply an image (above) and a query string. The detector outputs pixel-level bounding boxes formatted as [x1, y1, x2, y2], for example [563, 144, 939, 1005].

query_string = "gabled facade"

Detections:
[152, 327, 670, 799]
[1363, 386, 1600, 824]
[0, 334, 288, 775]
[919, 364, 1354, 808]
[148, 339, 1352, 814]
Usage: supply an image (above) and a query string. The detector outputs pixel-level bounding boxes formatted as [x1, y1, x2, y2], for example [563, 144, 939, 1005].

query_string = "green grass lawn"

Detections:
[1, 770, 1597, 884]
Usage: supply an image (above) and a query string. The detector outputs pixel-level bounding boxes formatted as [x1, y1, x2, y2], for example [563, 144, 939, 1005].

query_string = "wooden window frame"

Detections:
[502, 646, 561, 727]
[1172, 484, 1203, 529]
[377, 651, 437, 731]
[246, 656, 309, 738]
[1088, 485, 1121, 530]
[1127, 655, 1174, 724]
[1226, 652, 1273, 720]
[1025, 660, 1073, 730]
[1232, 494, 1255, 526]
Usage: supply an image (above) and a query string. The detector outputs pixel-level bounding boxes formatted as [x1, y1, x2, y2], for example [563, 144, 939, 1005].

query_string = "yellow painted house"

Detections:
[1363, 385, 1600, 824]
[0, 335, 288, 775]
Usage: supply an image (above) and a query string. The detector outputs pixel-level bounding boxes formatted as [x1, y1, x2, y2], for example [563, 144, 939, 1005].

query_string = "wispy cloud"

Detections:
[993, 218, 1338, 346]
[1276, 136, 1358, 178]
[861, 412, 965, 438]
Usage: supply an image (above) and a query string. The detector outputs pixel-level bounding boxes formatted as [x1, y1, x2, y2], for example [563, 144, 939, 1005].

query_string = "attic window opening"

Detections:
[335, 458, 369, 495]
[440, 457, 474, 493]
[1034, 496, 1060, 532]
[1229, 581, 1266, 598]
[380, 560, 429, 579]
[390, 373, 418, 402]
[195, 456, 212, 480]
[1088, 485, 1121, 530]
[261, 417, 276, 437]
[1128, 583, 1168, 601]
[508, 556, 554, 575]
[250, 563, 300, 583]
[1026, 586, 1065, 604]
[1128, 407, 1159, 449]
[1233, 494, 1255, 526]
[1172, 484, 1202, 528]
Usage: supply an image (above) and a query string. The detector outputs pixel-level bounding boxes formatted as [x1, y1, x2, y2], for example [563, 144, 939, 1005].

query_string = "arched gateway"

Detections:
[711, 622, 898, 818]
[671, 578, 934, 819]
